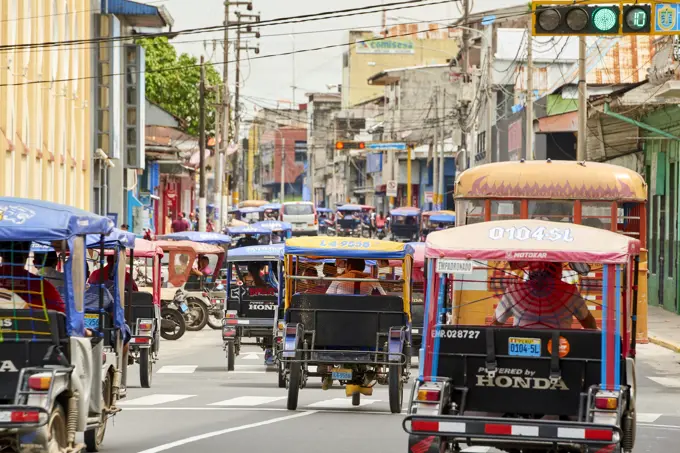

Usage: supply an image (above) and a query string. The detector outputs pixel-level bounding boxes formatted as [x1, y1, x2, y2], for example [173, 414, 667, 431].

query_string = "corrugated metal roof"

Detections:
[101, 0, 170, 27]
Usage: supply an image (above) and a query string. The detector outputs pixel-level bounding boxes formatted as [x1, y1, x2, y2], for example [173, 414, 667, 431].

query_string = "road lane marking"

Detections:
[648, 377, 680, 388]
[209, 396, 286, 406]
[119, 394, 195, 406]
[306, 398, 381, 408]
[229, 371, 266, 374]
[136, 410, 318, 453]
[121, 407, 399, 416]
[637, 413, 662, 423]
[156, 365, 197, 374]
[241, 353, 260, 360]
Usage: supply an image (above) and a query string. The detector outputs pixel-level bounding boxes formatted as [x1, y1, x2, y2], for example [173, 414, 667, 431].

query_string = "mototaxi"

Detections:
[390, 207, 421, 242]
[0, 198, 116, 452]
[421, 210, 455, 240]
[226, 224, 272, 248]
[335, 204, 363, 237]
[388, 242, 425, 352]
[404, 219, 640, 453]
[262, 203, 281, 221]
[155, 240, 226, 332]
[235, 207, 265, 224]
[253, 220, 293, 244]
[222, 244, 284, 373]
[281, 237, 413, 413]
[316, 208, 334, 235]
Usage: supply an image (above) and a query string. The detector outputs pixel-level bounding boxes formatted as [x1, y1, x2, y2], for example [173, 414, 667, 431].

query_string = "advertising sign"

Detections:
[355, 39, 415, 54]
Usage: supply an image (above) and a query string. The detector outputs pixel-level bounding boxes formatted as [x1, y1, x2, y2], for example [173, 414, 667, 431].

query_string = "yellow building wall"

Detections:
[0, 0, 91, 210]
[343, 30, 460, 108]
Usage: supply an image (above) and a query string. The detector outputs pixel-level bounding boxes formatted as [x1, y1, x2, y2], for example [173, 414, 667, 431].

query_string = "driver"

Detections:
[491, 262, 598, 330]
[88, 254, 139, 291]
[326, 259, 385, 295]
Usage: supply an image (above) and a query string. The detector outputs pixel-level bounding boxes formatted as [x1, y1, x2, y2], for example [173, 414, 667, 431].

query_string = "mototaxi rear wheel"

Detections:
[388, 364, 403, 414]
[85, 373, 112, 451]
[139, 348, 152, 388]
[160, 308, 186, 340]
[46, 404, 67, 453]
[226, 341, 235, 371]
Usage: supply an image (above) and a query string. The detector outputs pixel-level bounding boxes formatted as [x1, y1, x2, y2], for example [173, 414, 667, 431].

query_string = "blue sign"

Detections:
[367, 142, 406, 151]
[655, 3, 680, 33]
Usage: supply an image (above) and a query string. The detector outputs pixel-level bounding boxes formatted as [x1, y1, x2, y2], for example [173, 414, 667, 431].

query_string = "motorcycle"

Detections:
[206, 283, 226, 330]
[179, 288, 209, 331]
[375, 226, 386, 240]
[160, 292, 188, 340]
[319, 218, 336, 236]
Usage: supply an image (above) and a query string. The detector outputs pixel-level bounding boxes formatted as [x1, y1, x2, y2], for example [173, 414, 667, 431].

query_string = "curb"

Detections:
[648, 335, 680, 353]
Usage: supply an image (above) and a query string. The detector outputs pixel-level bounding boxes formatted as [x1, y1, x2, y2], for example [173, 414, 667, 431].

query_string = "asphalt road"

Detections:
[99, 329, 680, 453]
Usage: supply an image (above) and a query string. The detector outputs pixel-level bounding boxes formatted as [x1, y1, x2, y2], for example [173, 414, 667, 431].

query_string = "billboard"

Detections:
[355, 39, 415, 54]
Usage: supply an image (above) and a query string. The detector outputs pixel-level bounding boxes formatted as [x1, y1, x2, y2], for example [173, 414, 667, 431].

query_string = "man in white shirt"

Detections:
[325, 259, 385, 295]
[37, 252, 65, 288]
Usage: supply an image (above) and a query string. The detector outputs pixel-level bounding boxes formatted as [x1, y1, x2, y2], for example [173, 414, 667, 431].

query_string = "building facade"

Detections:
[306, 92, 341, 206]
[259, 127, 307, 202]
[0, 0, 94, 209]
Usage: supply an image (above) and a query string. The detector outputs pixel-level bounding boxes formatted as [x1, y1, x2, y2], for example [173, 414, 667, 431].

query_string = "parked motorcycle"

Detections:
[180, 289, 209, 331]
[160, 292, 188, 340]
[206, 283, 226, 330]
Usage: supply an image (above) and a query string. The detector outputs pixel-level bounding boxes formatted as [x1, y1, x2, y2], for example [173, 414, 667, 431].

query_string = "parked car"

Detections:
[281, 202, 318, 236]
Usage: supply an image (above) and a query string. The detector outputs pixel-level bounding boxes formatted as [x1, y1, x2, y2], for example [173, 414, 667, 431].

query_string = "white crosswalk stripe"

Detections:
[305, 398, 381, 408]
[648, 377, 680, 388]
[119, 394, 195, 406]
[156, 365, 197, 374]
[637, 413, 662, 423]
[209, 396, 286, 406]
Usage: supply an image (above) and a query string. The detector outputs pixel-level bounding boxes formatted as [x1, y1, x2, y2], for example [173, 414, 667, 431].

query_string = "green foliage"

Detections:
[139, 37, 222, 137]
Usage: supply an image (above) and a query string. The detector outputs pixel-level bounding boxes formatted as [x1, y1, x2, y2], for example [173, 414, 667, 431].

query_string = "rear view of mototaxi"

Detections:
[405, 219, 640, 453]
[0, 198, 118, 453]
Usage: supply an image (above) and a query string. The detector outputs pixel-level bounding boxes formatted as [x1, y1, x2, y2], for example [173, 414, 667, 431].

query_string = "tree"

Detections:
[138, 37, 222, 137]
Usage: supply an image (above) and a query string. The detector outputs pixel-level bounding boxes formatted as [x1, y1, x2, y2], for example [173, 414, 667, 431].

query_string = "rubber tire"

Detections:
[160, 308, 186, 340]
[46, 404, 67, 453]
[278, 360, 286, 388]
[287, 359, 301, 410]
[85, 373, 111, 451]
[388, 364, 403, 414]
[139, 348, 152, 388]
[184, 298, 209, 331]
[226, 341, 235, 371]
[207, 308, 222, 330]
[352, 392, 361, 406]
[408, 435, 447, 453]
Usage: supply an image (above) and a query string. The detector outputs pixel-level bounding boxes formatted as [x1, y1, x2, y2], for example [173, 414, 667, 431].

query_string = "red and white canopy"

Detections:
[425, 219, 640, 264]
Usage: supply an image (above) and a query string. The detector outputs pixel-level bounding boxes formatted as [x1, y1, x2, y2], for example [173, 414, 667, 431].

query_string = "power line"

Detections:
[0, 0, 452, 53]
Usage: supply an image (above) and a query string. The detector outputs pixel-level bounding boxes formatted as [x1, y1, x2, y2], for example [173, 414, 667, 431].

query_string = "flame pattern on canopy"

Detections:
[467, 176, 637, 201]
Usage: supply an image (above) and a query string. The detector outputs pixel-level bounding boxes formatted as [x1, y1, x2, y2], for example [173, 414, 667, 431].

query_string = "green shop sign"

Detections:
[355, 39, 415, 54]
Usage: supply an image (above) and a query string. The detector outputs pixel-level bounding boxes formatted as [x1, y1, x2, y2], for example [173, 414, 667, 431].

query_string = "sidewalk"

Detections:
[648, 305, 680, 353]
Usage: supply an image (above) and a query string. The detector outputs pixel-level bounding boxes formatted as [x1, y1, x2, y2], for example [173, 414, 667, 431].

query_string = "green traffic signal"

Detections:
[592, 7, 618, 33]
[534, 3, 650, 35]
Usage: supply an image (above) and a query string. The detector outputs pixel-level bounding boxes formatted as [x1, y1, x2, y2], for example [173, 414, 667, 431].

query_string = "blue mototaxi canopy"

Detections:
[390, 207, 422, 217]
[316, 208, 332, 213]
[336, 204, 363, 212]
[239, 206, 264, 214]
[226, 225, 271, 236]
[254, 220, 292, 233]
[262, 203, 281, 210]
[429, 214, 456, 223]
[285, 240, 414, 260]
[297, 256, 377, 266]
[227, 244, 284, 262]
[157, 231, 232, 245]
[86, 228, 137, 249]
[0, 197, 113, 241]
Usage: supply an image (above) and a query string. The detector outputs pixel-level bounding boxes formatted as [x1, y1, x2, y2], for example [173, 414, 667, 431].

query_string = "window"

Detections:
[582, 202, 613, 231]
[475, 132, 486, 162]
[456, 199, 484, 225]
[529, 200, 573, 222]
[283, 203, 314, 215]
[491, 201, 521, 221]
[294, 141, 306, 162]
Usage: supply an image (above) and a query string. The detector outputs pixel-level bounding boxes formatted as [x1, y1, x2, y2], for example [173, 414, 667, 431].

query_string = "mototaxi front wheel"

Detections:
[388, 364, 403, 414]
[287, 359, 301, 410]
[184, 298, 209, 331]
[160, 308, 186, 340]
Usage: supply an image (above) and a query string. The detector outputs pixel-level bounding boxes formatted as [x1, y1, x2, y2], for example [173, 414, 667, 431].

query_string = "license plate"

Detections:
[508, 337, 541, 357]
[0, 411, 10, 422]
[180, 303, 188, 312]
[331, 368, 352, 380]
[84, 314, 99, 329]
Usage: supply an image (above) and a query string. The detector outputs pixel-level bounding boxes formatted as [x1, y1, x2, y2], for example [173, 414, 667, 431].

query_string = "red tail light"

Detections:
[594, 396, 618, 410]
[11, 411, 40, 423]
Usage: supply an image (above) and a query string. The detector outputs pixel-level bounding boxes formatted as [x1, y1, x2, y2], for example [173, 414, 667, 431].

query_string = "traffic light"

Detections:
[335, 141, 366, 150]
[532, 2, 651, 36]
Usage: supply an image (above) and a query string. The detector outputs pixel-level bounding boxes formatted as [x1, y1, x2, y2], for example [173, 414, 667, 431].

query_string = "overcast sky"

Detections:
[160, 0, 525, 119]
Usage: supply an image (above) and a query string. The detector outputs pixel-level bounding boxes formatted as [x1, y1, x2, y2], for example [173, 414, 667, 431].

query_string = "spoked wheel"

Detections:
[287, 358, 301, 410]
[388, 364, 403, 414]
[207, 308, 223, 330]
[139, 348, 152, 388]
[85, 374, 112, 451]
[46, 404, 67, 453]
[160, 308, 186, 340]
[184, 298, 208, 331]
[226, 341, 235, 371]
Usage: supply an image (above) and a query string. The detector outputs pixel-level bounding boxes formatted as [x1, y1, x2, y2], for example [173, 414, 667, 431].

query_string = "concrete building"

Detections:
[259, 127, 307, 202]
[0, 0, 95, 209]
[306, 92, 341, 206]
[92, 0, 173, 225]
[342, 26, 459, 108]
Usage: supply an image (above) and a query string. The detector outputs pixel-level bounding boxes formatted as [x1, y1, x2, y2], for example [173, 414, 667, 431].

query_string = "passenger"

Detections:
[245, 262, 268, 287]
[491, 262, 598, 330]
[37, 251, 65, 288]
[0, 241, 65, 312]
[88, 255, 139, 291]
[326, 258, 386, 295]
[191, 255, 213, 277]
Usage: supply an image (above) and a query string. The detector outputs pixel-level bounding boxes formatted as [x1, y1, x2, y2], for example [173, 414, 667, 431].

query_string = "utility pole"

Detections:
[280, 137, 286, 203]
[220, 1, 231, 228]
[432, 88, 439, 211]
[485, 24, 494, 165]
[525, 29, 534, 161]
[198, 56, 207, 232]
[577, 36, 587, 161]
[438, 89, 446, 210]
[214, 86, 223, 231]
[460, 0, 470, 169]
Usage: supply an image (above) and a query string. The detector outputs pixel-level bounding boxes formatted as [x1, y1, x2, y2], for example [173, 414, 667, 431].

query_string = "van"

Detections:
[281, 201, 318, 236]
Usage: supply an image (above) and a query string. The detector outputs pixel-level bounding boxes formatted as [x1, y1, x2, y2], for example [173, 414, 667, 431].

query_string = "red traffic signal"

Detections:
[335, 141, 365, 150]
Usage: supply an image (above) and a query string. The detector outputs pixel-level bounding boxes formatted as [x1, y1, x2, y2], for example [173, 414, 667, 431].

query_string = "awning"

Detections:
[101, 0, 173, 28]
[536, 111, 578, 133]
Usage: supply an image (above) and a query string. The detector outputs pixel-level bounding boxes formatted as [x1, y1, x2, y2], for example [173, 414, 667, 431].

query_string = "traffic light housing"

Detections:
[532, 2, 652, 36]
[335, 141, 366, 150]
